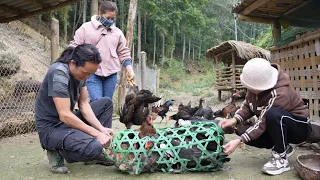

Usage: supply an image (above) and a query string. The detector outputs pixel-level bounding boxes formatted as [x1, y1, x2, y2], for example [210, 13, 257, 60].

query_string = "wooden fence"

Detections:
[216, 64, 246, 100]
[270, 30, 320, 121]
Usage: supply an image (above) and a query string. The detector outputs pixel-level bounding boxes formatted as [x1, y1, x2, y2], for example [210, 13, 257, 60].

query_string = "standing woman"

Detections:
[70, 1, 134, 101]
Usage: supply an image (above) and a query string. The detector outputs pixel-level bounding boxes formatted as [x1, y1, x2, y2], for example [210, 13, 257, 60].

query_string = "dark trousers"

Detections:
[236, 107, 309, 156]
[42, 97, 113, 163]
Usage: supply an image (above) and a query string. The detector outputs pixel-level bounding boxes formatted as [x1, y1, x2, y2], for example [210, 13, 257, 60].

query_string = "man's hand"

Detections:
[219, 118, 237, 129]
[223, 139, 241, 155]
[101, 127, 114, 137]
[95, 132, 112, 148]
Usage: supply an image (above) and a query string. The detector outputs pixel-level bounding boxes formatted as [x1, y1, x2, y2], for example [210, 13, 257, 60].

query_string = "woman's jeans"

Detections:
[87, 73, 117, 102]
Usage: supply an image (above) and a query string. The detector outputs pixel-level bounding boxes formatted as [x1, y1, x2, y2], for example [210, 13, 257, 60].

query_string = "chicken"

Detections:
[213, 103, 238, 119]
[156, 99, 175, 123]
[139, 115, 156, 139]
[178, 99, 202, 116]
[119, 88, 161, 129]
[193, 98, 205, 117]
[203, 106, 215, 120]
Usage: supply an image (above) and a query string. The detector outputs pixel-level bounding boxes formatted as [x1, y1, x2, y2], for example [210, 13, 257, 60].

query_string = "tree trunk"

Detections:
[132, 40, 135, 62]
[83, 0, 87, 23]
[72, 2, 78, 36]
[171, 28, 175, 59]
[75, 1, 83, 31]
[118, 0, 138, 112]
[182, 33, 185, 63]
[234, 13, 238, 41]
[91, 0, 98, 16]
[192, 44, 194, 61]
[137, 11, 141, 64]
[188, 38, 191, 60]
[144, 14, 147, 46]
[198, 28, 201, 59]
[161, 33, 165, 65]
[153, 27, 156, 66]
[63, 12, 68, 41]
[119, 0, 124, 30]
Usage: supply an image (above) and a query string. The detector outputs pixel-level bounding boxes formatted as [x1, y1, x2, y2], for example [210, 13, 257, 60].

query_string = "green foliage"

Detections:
[160, 58, 216, 96]
[252, 26, 273, 49]
[0, 52, 21, 76]
[32, 0, 271, 69]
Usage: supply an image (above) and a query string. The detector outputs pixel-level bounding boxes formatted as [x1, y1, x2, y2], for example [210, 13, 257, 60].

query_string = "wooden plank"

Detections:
[315, 39, 320, 56]
[241, 0, 271, 15]
[273, 20, 281, 45]
[0, 5, 20, 15]
[283, 0, 313, 16]
[0, 0, 81, 23]
[237, 14, 274, 24]
[232, 51, 236, 89]
[24, 0, 47, 8]
[299, 91, 320, 99]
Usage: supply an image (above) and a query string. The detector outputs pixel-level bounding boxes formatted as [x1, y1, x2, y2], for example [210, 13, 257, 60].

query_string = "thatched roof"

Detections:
[0, 0, 80, 23]
[206, 40, 270, 65]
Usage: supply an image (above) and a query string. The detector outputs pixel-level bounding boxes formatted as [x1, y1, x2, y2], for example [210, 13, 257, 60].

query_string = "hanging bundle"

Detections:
[104, 121, 229, 175]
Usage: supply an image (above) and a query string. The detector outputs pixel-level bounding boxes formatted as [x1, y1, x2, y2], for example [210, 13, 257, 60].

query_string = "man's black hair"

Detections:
[55, 46, 74, 64]
[56, 44, 102, 66]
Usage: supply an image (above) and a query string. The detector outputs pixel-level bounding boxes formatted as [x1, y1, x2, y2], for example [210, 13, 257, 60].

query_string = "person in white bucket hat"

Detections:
[219, 58, 310, 175]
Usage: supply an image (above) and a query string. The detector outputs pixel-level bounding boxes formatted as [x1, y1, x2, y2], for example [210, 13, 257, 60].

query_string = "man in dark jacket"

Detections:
[219, 58, 310, 175]
[35, 44, 114, 174]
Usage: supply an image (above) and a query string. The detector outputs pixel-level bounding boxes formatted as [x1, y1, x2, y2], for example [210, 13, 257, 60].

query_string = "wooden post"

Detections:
[215, 56, 222, 101]
[141, 51, 146, 89]
[91, 0, 98, 16]
[231, 50, 236, 92]
[273, 20, 281, 45]
[50, 18, 59, 64]
[156, 66, 160, 96]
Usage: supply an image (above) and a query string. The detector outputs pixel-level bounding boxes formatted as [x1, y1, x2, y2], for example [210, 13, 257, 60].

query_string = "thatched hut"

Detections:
[206, 40, 270, 100]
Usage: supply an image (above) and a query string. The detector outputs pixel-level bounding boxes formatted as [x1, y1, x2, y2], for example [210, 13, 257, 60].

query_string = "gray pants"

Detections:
[41, 97, 113, 163]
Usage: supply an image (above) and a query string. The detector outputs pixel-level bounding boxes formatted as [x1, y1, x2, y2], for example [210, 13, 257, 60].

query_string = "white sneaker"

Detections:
[286, 145, 295, 158]
[261, 151, 290, 175]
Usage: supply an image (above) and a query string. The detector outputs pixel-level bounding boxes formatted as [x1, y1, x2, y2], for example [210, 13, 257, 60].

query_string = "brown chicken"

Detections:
[213, 93, 241, 118]
[139, 115, 156, 138]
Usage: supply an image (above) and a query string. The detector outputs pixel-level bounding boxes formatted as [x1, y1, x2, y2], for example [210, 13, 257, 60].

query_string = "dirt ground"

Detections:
[1, 109, 319, 180]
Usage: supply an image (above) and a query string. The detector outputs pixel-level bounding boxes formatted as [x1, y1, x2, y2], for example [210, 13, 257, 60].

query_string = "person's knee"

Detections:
[266, 107, 283, 127]
[83, 140, 103, 159]
[101, 97, 112, 104]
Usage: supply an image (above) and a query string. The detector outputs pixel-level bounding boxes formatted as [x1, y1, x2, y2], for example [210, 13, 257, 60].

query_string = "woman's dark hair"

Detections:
[99, 1, 118, 14]
[56, 44, 102, 66]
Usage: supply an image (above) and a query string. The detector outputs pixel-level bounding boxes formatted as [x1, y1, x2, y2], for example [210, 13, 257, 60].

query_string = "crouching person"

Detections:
[35, 44, 115, 174]
[219, 58, 310, 175]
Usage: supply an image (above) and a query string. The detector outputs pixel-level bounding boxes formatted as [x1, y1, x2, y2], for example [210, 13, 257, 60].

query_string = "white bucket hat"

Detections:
[240, 58, 278, 91]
